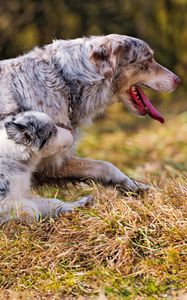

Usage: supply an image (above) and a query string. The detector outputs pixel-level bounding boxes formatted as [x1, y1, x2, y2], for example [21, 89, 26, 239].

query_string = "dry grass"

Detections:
[0, 103, 187, 299]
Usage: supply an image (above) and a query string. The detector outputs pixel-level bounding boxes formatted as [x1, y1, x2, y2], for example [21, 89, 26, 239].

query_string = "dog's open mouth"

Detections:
[129, 85, 164, 124]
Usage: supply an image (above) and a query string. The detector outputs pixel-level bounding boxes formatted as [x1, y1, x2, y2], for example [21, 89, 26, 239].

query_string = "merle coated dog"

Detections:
[0, 34, 181, 195]
[0, 111, 93, 222]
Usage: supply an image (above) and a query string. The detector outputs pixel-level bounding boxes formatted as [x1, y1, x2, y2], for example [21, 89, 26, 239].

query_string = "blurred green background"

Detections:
[0, 0, 186, 107]
[0, 0, 186, 79]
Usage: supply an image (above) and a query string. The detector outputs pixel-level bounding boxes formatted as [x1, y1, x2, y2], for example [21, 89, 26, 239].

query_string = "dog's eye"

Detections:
[38, 130, 53, 150]
[28, 121, 35, 130]
[140, 61, 149, 70]
[146, 57, 153, 63]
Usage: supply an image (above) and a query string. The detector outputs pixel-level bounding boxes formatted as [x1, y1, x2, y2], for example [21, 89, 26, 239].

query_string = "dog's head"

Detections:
[89, 34, 181, 123]
[5, 111, 73, 157]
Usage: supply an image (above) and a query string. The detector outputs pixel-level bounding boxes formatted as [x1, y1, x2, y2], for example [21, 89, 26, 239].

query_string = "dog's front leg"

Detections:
[34, 156, 150, 192]
[2, 196, 94, 222]
[27, 195, 94, 219]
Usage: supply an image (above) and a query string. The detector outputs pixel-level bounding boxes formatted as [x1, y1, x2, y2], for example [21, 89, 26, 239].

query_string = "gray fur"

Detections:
[0, 111, 93, 222]
[5, 112, 57, 149]
[0, 173, 10, 201]
[0, 34, 180, 192]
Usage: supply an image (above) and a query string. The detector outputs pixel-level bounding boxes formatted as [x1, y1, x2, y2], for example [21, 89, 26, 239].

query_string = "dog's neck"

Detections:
[52, 40, 115, 127]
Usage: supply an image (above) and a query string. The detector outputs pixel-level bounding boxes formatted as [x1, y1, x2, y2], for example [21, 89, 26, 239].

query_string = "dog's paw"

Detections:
[78, 195, 95, 208]
[119, 177, 151, 193]
[130, 179, 151, 191]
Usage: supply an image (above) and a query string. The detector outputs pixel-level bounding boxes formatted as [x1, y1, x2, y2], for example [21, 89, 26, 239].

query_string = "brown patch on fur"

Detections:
[90, 40, 123, 79]
[38, 100, 44, 106]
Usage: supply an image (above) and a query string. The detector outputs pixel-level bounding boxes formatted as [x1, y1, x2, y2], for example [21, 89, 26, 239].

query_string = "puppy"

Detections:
[0, 111, 93, 222]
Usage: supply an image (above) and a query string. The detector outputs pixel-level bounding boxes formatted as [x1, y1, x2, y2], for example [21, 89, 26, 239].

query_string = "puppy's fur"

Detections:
[0, 34, 180, 194]
[0, 111, 93, 222]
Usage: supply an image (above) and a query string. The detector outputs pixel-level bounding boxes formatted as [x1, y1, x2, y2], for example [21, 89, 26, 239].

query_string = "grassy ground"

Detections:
[0, 102, 187, 299]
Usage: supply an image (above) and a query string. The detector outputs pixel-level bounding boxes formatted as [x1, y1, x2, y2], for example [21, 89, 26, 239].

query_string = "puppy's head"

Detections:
[89, 34, 181, 123]
[5, 111, 73, 157]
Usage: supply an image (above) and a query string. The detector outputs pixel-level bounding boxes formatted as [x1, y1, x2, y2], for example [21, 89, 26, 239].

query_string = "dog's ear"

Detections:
[89, 39, 130, 79]
[5, 120, 35, 146]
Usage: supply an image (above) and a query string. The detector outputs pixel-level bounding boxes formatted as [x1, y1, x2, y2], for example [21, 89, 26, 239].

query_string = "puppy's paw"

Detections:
[78, 195, 95, 208]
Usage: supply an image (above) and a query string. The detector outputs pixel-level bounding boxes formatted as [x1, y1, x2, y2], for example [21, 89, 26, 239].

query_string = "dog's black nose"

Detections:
[173, 75, 181, 86]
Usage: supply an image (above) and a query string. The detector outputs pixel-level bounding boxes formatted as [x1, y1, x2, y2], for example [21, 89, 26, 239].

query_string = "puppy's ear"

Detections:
[5, 120, 35, 146]
[89, 39, 128, 79]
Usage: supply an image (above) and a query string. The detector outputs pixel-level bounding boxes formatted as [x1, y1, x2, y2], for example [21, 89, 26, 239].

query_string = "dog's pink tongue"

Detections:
[136, 86, 165, 124]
